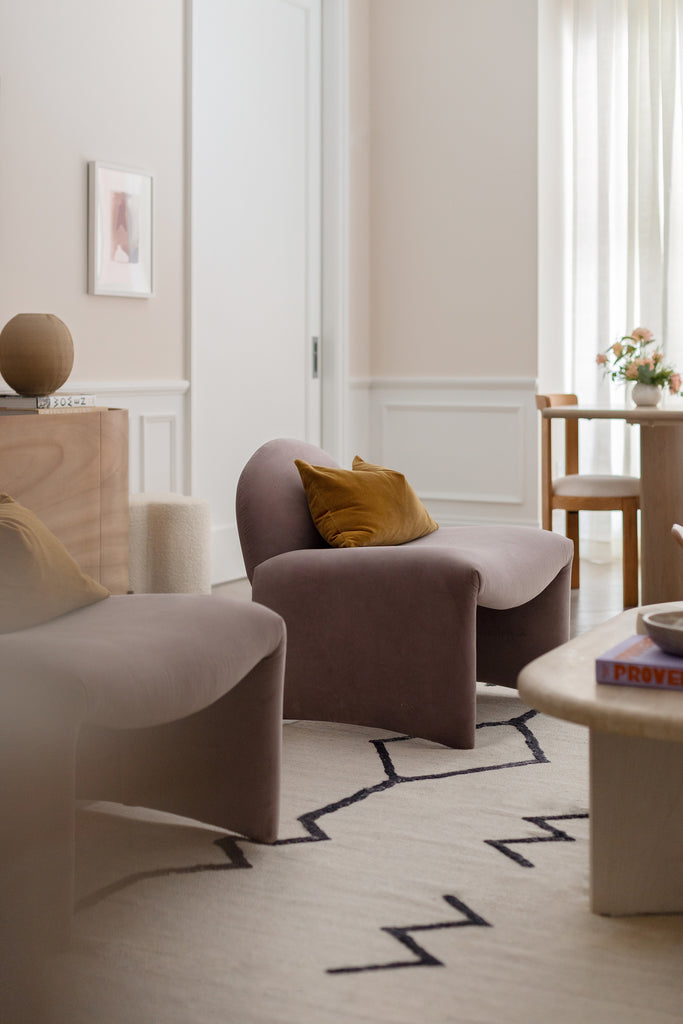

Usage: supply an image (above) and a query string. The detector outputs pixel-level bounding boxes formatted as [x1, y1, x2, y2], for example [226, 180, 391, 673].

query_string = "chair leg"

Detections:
[477, 563, 572, 686]
[0, 680, 83, 956]
[622, 499, 639, 609]
[566, 511, 580, 589]
[255, 555, 480, 749]
[77, 640, 286, 844]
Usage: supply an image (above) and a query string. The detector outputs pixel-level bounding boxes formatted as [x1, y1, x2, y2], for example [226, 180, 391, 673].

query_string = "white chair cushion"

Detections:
[552, 474, 640, 498]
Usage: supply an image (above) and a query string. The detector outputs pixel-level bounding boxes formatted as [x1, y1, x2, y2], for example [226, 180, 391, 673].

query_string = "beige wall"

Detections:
[360, 0, 538, 379]
[0, 1, 539, 388]
[0, 0, 185, 384]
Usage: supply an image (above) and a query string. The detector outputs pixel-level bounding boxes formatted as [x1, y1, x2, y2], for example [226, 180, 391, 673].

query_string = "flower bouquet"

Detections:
[597, 327, 681, 397]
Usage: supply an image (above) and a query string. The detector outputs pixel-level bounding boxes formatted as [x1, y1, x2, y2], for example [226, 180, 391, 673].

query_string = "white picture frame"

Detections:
[88, 161, 153, 297]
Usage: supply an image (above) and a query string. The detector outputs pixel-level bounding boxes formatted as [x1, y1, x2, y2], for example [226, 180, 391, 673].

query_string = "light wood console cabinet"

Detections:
[0, 409, 129, 593]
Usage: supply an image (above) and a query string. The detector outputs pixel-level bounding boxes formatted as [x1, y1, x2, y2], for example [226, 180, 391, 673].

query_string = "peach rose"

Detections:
[669, 373, 681, 394]
[625, 362, 640, 379]
[596, 353, 607, 365]
[631, 327, 654, 342]
[611, 341, 623, 357]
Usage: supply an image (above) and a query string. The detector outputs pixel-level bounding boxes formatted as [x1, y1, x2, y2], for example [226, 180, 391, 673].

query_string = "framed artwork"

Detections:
[88, 162, 153, 297]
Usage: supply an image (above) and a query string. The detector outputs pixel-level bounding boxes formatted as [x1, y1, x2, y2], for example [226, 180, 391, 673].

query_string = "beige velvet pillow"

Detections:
[0, 494, 110, 634]
[294, 457, 438, 548]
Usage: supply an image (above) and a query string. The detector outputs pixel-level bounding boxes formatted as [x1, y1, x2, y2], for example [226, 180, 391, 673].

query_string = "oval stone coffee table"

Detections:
[518, 604, 683, 916]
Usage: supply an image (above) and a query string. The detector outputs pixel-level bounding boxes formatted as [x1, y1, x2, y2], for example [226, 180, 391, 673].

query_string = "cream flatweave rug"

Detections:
[48, 684, 681, 1024]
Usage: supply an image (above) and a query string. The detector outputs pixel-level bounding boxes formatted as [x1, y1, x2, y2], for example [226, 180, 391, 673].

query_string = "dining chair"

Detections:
[536, 394, 640, 608]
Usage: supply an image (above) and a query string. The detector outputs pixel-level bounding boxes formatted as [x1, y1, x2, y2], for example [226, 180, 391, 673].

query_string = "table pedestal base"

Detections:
[589, 730, 683, 915]
[639, 422, 683, 603]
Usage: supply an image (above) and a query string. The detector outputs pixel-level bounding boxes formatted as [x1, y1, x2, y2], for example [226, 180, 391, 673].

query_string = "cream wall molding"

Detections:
[349, 376, 539, 528]
[66, 379, 188, 496]
[350, 376, 537, 391]
[67, 380, 190, 395]
[139, 414, 179, 494]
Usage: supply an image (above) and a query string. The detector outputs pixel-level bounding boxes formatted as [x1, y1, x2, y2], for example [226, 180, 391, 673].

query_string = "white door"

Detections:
[191, 0, 321, 582]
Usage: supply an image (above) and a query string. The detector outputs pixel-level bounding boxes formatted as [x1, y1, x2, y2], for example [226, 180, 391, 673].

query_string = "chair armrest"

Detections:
[251, 545, 482, 748]
[252, 543, 482, 613]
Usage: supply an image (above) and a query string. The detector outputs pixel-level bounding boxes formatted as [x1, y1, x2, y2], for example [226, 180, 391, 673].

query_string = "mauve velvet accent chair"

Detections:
[236, 439, 574, 750]
[0, 594, 285, 963]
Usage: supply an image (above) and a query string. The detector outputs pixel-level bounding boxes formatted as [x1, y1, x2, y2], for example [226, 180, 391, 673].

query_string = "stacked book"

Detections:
[0, 393, 99, 414]
[596, 635, 683, 691]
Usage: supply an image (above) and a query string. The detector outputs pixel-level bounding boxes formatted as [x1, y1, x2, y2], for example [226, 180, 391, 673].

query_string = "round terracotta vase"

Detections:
[0, 313, 74, 396]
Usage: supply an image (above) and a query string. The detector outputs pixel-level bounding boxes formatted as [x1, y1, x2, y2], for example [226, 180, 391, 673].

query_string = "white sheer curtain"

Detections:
[562, 0, 683, 488]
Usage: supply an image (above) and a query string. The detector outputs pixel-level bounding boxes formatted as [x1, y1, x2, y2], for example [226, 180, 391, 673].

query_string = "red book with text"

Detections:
[596, 635, 683, 690]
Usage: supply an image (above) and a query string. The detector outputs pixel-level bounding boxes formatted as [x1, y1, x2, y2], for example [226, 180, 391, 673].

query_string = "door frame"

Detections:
[320, 0, 350, 465]
[183, 0, 350, 490]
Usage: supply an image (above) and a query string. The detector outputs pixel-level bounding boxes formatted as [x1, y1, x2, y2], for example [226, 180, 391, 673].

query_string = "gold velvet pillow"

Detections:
[0, 494, 110, 634]
[294, 457, 438, 548]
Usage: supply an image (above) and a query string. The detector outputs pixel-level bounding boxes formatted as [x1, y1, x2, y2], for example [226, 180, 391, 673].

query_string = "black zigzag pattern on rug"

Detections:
[74, 836, 251, 912]
[76, 708, 548, 913]
[484, 813, 590, 868]
[326, 810, 590, 975]
[327, 895, 492, 974]
[276, 707, 548, 846]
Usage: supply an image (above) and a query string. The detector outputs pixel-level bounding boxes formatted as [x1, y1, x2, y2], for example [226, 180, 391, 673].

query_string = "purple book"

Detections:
[595, 634, 683, 690]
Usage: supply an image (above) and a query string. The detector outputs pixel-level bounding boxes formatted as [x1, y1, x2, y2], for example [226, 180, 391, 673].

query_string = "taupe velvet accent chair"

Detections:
[0, 594, 286, 959]
[236, 439, 574, 750]
[536, 394, 640, 608]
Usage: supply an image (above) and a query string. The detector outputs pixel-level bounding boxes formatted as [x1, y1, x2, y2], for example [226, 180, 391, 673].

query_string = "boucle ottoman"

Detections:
[129, 492, 212, 593]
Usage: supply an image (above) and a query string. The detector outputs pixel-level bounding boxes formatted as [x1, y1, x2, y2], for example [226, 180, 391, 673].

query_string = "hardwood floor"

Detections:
[215, 554, 627, 640]
[569, 553, 626, 638]
[213, 576, 252, 602]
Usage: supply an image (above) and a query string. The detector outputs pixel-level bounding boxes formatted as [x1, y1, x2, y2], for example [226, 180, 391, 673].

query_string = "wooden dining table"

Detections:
[541, 405, 683, 604]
